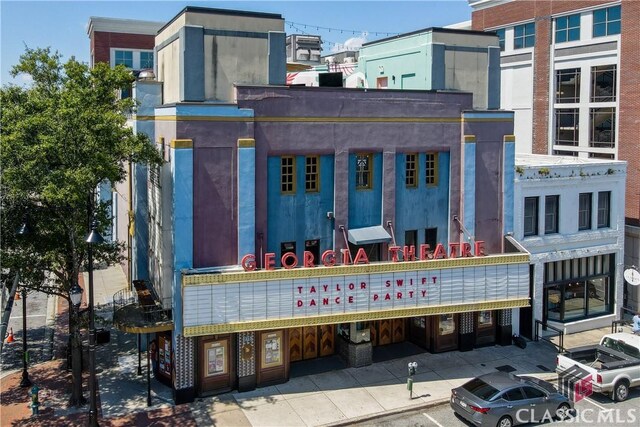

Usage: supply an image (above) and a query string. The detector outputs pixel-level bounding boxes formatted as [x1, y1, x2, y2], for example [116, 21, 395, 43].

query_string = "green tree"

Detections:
[1, 47, 163, 406]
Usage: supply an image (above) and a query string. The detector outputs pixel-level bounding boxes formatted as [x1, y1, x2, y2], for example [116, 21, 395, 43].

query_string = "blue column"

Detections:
[503, 135, 516, 235]
[171, 139, 193, 334]
[132, 81, 162, 281]
[268, 31, 286, 85]
[487, 46, 501, 109]
[237, 138, 256, 261]
[180, 26, 205, 102]
[463, 135, 476, 239]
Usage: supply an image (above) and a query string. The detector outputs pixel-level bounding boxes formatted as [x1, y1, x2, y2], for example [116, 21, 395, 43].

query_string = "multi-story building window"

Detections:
[305, 156, 319, 193]
[556, 69, 580, 103]
[355, 154, 372, 189]
[597, 191, 611, 228]
[591, 65, 616, 102]
[545, 195, 559, 234]
[495, 28, 505, 51]
[425, 153, 438, 186]
[405, 230, 417, 248]
[280, 156, 296, 194]
[514, 22, 535, 49]
[578, 193, 592, 230]
[555, 14, 580, 43]
[140, 51, 154, 69]
[280, 241, 296, 260]
[555, 109, 579, 146]
[114, 50, 133, 68]
[589, 153, 614, 160]
[593, 5, 621, 38]
[405, 153, 418, 188]
[524, 197, 538, 236]
[589, 108, 615, 148]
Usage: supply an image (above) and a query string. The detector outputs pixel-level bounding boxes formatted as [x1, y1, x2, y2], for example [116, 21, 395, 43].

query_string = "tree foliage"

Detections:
[1, 47, 163, 301]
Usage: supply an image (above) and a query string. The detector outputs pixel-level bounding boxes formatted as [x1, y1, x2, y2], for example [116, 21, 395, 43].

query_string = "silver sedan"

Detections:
[450, 372, 573, 427]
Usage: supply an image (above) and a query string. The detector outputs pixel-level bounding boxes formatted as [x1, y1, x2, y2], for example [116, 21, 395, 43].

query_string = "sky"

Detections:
[0, 0, 472, 85]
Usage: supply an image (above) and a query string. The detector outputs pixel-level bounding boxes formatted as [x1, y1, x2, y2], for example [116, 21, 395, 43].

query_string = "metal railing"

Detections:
[112, 288, 172, 329]
[611, 306, 636, 334]
[535, 319, 564, 353]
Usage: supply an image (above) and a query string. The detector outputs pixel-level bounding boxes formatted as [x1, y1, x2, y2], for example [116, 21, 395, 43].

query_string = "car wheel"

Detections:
[556, 403, 571, 420]
[613, 381, 629, 402]
[497, 415, 513, 427]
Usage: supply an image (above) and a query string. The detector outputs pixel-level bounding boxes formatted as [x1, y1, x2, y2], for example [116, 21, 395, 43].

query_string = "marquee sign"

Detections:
[182, 254, 529, 334]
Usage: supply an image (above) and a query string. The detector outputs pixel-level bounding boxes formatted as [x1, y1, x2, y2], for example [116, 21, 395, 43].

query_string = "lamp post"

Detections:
[18, 220, 32, 388]
[86, 220, 103, 427]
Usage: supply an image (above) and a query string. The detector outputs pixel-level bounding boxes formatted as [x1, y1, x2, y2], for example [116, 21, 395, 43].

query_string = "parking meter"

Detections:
[408, 361, 417, 376]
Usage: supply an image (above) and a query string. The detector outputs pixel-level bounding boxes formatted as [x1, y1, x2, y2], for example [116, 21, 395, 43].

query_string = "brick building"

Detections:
[469, 0, 640, 312]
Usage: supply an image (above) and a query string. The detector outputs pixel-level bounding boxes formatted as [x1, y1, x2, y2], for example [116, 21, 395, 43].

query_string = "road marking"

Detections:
[423, 413, 445, 427]
[12, 314, 47, 319]
[582, 397, 612, 412]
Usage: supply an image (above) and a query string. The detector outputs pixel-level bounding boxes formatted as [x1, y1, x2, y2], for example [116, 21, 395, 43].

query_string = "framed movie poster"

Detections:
[261, 331, 283, 368]
[204, 340, 227, 377]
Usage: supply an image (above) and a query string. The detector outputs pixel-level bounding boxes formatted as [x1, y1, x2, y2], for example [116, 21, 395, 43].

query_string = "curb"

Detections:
[322, 398, 451, 427]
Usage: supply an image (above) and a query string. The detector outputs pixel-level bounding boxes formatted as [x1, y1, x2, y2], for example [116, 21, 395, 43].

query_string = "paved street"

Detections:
[1, 290, 54, 373]
[351, 386, 640, 427]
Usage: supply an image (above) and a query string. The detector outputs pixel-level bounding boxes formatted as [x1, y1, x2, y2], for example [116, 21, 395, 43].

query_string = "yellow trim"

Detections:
[139, 116, 514, 124]
[464, 135, 477, 143]
[182, 253, 530, 286]
[171, 139, 193, 149]
[504, 135, 516, 143]
[114, 322, 174, 334]
[182, 298, 529, 336]
[238, 138, 255, 148]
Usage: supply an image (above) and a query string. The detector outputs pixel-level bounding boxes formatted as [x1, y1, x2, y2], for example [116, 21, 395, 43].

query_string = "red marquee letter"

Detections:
[433, 243, 447, 259]
[321, 250, 336, 267]
[264, 252, 276, 270]
[420, 244, 432, 260]
[353, 248, 369, 265]
[281, 252, 298, 269]
[448, 242, 460, 258]
[241, 254, 256, 271]
[303, 251, 315, 268]
[475, 240, 486, 256]
[461, 242, 473, 257]
[388, 245, 401, 262]
[403, 245, 416, 261]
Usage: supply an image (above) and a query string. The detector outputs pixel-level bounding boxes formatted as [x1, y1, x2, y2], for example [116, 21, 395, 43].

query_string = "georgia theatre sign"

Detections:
[182, 243, 529, 330]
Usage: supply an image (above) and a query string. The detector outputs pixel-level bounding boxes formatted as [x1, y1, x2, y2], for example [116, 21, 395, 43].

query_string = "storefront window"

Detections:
[547, 285, 562, 321]
[262, 331, 283, 368]
[478, 311, 493, 326]
[543, 254, 614, 322]
[563, 282, 586, 320]
[439, 314, 455, 335]
[588, 277, 608, 315]
[204, 340, 227, 376]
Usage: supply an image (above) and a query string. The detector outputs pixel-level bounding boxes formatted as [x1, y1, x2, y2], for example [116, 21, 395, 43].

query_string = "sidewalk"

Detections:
[0, 264, 609, 426]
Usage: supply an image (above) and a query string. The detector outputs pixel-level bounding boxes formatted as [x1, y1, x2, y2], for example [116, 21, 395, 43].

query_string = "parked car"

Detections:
[450, 372, 573, 427]
[556, 332, 640, 401]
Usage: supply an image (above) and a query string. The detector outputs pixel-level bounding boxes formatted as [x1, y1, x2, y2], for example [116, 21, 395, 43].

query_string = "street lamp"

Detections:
[18, 220, 32, 388]
[86, 219, 103, 427]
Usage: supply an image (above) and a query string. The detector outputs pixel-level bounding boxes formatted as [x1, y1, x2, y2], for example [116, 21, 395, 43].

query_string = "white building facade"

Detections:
[513, 154, 626, 335]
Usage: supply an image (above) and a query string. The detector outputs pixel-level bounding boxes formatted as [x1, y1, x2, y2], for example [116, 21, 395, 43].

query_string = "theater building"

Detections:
[127, 6, 530, 402]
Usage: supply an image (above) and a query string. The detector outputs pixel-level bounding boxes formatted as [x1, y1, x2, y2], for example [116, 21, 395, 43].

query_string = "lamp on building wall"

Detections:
[86, 219, 104, 427]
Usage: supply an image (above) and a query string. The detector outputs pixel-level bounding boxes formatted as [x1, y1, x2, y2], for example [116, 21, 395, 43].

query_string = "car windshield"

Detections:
[462, 378, 500, 401]
[602, 338, 640, 359]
